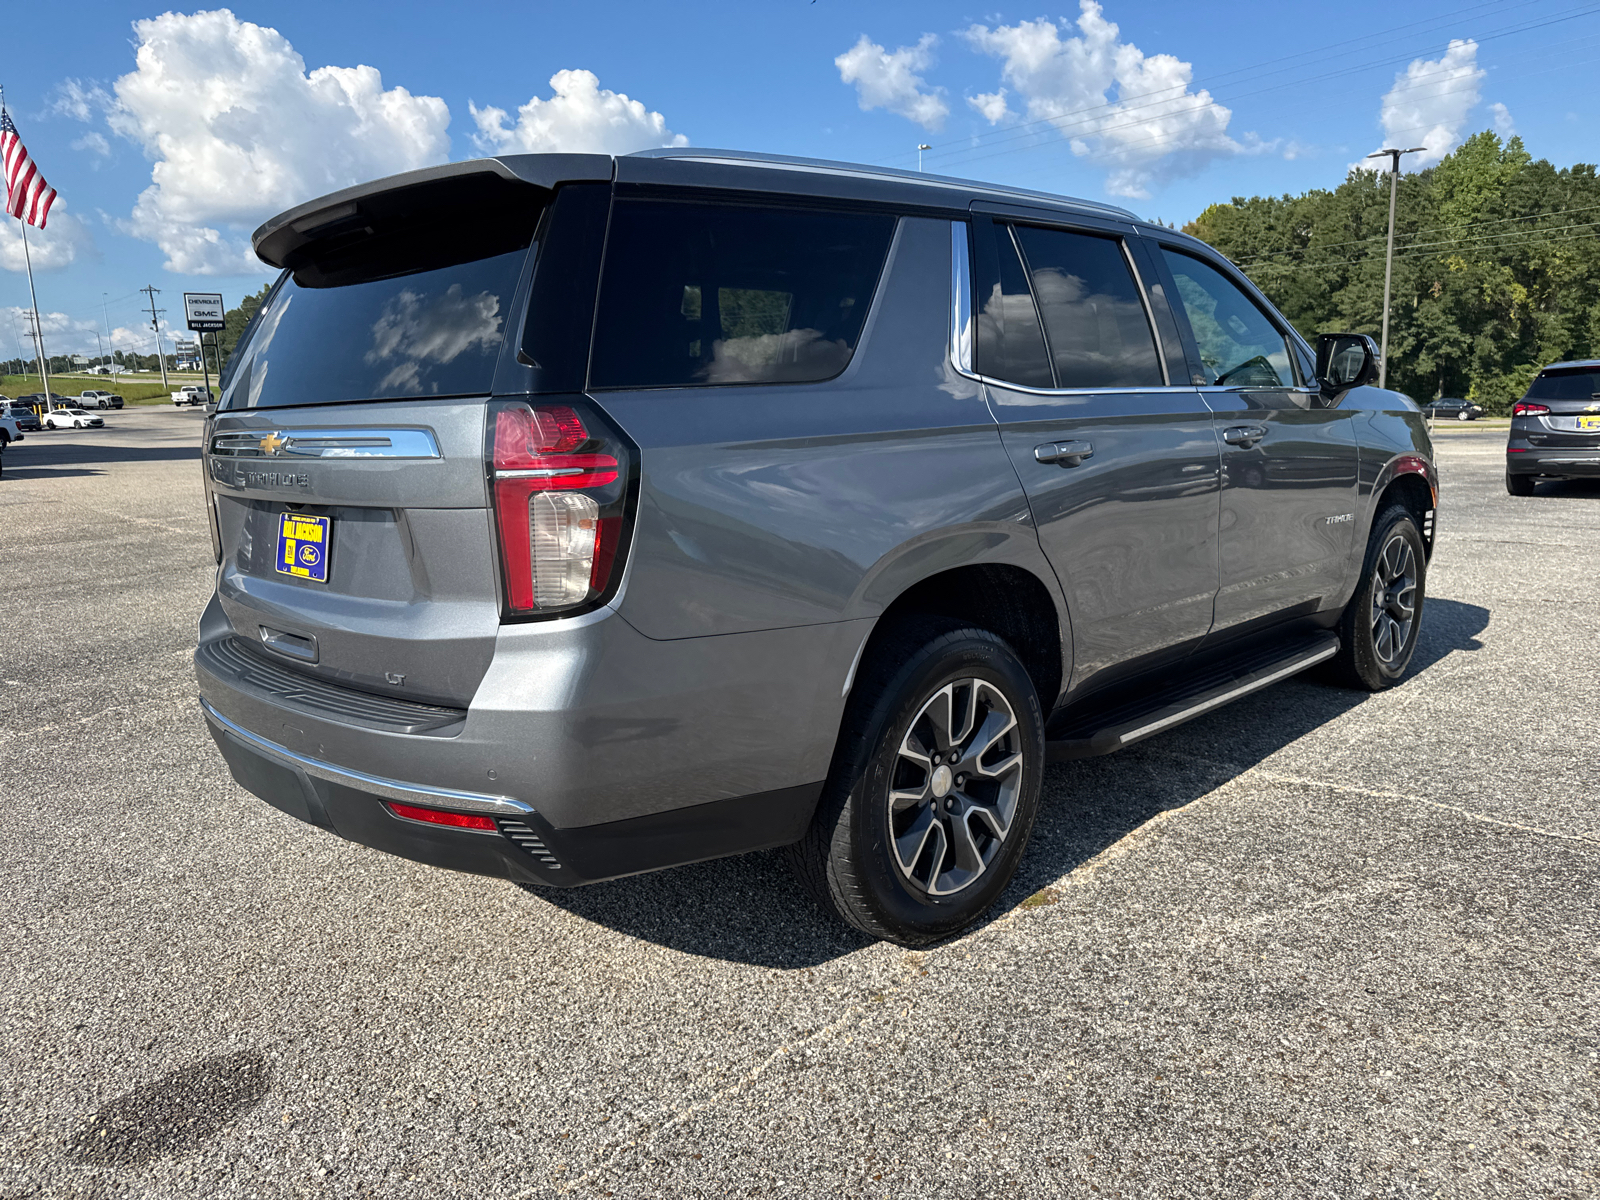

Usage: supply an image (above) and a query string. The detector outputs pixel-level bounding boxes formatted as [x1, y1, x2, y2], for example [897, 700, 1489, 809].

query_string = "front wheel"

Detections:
[1457, 410, 1471, 421]
[1327, 503, 1427, 691]
[787, 619, 1045, 946]
[1506, 471, 1536, 497]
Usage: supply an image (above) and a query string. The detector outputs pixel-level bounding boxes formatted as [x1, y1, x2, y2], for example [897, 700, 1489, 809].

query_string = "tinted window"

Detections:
[1525, 368, 1600, 400]
[1161, 249, 1293, 388]
[974, 224, 1053, 390]
[1012, 226, 1162, 388]
[589, 200, 894, 389]
[219, 249, 528, 410]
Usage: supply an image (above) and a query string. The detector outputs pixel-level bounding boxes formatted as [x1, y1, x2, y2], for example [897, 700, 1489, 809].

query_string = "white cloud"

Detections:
[963, 3, 1251, 198]
[0, 204, 96, 273]
[968, 90, 1010, 125]
[835, 34, 949, 132]
[1490, 101, 1515, 137]
[50, 79, 113, 123]
[1376, 39, 1485, 168]
[0, 306, 106, 359]
[469, 69, 685, 156]
[106, 8, 451, 275]
[71, 131, 111, 157]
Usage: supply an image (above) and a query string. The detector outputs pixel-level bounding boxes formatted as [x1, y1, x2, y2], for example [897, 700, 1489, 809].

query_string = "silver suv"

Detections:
[196, 150, 1437, 944]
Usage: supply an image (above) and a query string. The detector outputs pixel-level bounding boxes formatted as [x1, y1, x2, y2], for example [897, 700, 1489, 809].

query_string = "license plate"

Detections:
[1579, 415, 1600, 431]
[275, 512, 331, 583]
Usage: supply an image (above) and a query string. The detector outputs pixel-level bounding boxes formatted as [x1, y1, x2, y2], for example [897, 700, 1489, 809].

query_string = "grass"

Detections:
[1, 373, 204, 406]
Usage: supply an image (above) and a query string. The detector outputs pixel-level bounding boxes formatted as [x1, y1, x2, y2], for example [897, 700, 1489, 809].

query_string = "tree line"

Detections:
[1186, 131, 1600, 414]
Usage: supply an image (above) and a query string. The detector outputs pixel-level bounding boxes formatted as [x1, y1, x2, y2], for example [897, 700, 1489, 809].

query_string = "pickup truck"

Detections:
[171, 384, 213, 407]
[78, 389, 124, 410]
[0, 412, 22, 476]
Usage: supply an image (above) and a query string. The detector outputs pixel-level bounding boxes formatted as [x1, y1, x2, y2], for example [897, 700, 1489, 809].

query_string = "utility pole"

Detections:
[917, 143, 931, 172]
[102, 292, 118, 385]
[1367, 146, 1427, 389]
[140, 284, 169, 389]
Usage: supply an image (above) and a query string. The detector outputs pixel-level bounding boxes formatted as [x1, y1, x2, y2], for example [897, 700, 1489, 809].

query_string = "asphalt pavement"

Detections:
[1, 410, 1595, 1198]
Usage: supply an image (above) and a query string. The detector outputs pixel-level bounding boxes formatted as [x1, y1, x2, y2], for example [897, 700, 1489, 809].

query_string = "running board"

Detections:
[1046, 632, 1340, 762]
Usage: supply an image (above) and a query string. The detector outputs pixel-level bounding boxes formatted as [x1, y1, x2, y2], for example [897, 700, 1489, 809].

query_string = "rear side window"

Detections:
[588, 200, 895, 389]
[1525, 368, 1600, 400]
[974, 223, 1054, 390]
[1012, 225, 1163, 388]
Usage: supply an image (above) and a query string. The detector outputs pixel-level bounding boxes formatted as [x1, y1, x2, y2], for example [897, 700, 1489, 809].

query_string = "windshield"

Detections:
[219, 246, 530, 411]
[1525, 367, 1600, 401]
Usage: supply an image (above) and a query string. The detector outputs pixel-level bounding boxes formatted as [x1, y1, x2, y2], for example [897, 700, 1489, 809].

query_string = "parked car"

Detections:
[43, 407, 104, 430]
[172, 384, 212, 407]
[78, 389, 124, 410]
[196, 150, 1438, 945]
[1506, 359, 1600, 495]
[1422, 397, 1483, 421]
[1, 403, 41, 432]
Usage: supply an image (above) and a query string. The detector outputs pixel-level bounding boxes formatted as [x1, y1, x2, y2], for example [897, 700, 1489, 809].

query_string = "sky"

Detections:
[4, 0, 1597, 362]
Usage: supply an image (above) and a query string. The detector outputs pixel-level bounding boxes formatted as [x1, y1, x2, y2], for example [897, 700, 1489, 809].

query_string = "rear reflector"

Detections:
[387, 802, 498, 831]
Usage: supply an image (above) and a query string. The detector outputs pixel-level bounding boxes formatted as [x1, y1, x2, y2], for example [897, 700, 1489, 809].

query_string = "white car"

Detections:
[44, 407, 105, 430]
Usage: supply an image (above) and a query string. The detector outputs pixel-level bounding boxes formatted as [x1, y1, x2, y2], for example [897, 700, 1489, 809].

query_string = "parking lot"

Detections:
[1, 409, 1594, 1198]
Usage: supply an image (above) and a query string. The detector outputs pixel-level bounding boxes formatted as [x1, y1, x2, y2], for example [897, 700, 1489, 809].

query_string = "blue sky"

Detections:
[5, 0, 1597, 360]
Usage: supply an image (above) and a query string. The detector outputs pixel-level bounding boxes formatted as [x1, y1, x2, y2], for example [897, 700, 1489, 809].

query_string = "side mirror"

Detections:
[1316, 333, 1380, 396]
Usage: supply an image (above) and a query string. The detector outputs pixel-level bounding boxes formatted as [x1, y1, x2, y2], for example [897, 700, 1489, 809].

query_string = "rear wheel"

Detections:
[1505, 471, 1536, 497]
[1456, 410, 1471, 421]
[1327, 503, 1427, 691]
[788, 619, 1045, 946]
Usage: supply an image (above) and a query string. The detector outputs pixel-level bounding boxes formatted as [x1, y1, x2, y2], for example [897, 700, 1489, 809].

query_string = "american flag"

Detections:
[1, 107, 58, 229]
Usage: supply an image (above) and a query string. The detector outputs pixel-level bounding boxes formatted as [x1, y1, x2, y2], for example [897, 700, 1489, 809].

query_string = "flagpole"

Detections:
[18, 216, 53, 408]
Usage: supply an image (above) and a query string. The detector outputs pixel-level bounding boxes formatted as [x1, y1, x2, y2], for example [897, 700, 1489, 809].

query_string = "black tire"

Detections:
[1505, 471, 1536, 497]
[1456, 410, 1471, 421]
[1327, 503, 1427, 691]
[787, 617, 1045, 946]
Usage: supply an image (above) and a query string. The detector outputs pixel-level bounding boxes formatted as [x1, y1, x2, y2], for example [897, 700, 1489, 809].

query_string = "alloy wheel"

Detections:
[1369, 534, 1417, 666]
[887, 678, 1024, 897]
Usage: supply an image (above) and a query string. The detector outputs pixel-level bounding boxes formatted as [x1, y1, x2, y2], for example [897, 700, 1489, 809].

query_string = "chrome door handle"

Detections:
[1034, 440, 1093, 467]
[1222, 425, 1268, 447]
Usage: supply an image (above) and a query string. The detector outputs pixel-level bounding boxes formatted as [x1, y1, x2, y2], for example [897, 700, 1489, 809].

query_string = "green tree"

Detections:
[1186, 132, 1600, 415]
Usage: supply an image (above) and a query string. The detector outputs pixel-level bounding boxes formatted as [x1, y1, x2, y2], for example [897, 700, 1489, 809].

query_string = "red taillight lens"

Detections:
[489, 401, 629, 616]
[387, 802, 498, 831]
[1513, 401, 1550, 417]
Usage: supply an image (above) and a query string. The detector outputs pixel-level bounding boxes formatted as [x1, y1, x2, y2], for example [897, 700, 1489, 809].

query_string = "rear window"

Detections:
[1525, 367, 1600, 401]
[588, 199, 895, 389]
[218, 248, 528, 410]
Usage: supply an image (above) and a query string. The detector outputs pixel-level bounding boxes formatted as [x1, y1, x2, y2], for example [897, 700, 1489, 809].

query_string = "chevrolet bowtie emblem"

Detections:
[258, 431, 288, 456]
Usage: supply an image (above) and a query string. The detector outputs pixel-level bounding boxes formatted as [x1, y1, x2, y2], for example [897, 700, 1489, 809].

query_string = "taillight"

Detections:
[488, 400, 632, 617]
[1513, 401, 1550, 417]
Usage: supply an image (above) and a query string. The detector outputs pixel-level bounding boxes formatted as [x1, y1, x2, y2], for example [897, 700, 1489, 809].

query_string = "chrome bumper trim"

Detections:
[200, 698, 532, 816]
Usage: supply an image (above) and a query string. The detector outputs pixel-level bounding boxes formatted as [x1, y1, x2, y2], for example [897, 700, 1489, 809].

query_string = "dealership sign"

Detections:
[184, 292, 225, 332]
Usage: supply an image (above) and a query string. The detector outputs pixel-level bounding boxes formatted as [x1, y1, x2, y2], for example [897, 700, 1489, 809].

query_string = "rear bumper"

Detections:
[1507, 446, 1600, 476]
[203, 699, 821, 887]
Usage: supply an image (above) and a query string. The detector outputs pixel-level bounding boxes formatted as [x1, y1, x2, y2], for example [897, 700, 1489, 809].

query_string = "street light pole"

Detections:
[917, 144, 931, 172]
[1367, 146, 1427, 389]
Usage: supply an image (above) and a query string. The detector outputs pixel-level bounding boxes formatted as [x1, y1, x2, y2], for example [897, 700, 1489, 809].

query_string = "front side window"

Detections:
[1013, 226, 1163, 389]
[588, 200, 895, 389]
[1160, 248, 1294, 388]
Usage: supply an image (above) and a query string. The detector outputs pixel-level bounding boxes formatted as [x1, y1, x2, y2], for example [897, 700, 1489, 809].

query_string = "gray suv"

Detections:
[196, 150, 1437, 944]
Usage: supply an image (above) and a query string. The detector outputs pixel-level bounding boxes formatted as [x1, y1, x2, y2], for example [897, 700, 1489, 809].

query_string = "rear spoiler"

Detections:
[251, 154, 615, 270]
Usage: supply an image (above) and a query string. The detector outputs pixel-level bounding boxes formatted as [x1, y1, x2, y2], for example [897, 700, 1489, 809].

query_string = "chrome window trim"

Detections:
[201, 698, 533, 816]
[209, 428, 442, 459]
[949, 221, 974, 375]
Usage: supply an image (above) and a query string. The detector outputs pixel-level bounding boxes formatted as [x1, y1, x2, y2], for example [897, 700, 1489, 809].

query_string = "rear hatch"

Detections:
[203, 160, 609, 708]
[1517, 366, 1600, 447]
